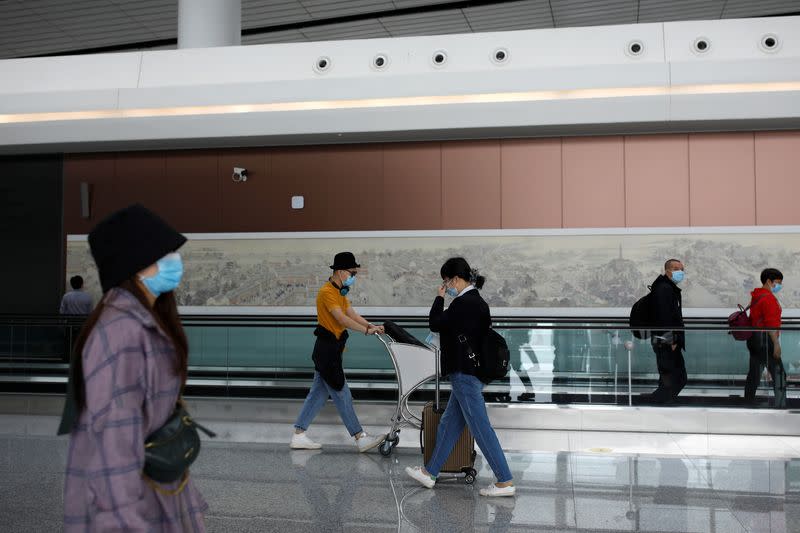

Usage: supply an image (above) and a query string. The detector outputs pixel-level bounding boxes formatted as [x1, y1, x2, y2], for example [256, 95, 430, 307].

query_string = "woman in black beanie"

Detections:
[60, 204, 208, 532]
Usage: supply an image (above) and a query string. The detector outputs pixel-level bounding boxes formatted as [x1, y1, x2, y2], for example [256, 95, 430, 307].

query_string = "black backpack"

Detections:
[629, 285, 654, 339]
[480, 329, 511, 383]
[459, 329, 510, 384]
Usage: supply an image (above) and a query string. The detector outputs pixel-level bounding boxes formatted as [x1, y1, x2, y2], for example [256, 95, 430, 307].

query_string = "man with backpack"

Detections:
[744, 268, 786, 408]
[647, 259, 687, 404]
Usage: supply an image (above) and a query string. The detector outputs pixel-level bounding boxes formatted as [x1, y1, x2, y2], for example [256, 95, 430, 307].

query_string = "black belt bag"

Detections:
[143, 402, 216, 492]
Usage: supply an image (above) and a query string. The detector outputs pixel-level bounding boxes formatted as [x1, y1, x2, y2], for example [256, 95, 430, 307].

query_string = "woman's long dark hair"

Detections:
[69, 280, 189, 411]
[440, 257, 486, 289]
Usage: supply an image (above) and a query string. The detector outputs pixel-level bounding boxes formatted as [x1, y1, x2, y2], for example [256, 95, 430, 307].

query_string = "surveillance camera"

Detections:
[233, 167, 248, 182]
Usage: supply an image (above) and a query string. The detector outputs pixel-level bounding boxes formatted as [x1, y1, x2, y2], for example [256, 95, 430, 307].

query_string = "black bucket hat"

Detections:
[88, 204, 187, 293]
[330, 251, 360, 270]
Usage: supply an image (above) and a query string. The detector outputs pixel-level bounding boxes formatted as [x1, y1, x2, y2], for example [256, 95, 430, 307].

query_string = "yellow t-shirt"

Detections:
[317, 281, 350, 339]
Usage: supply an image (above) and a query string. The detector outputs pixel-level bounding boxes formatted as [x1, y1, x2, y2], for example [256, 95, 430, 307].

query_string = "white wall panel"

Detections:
[0, 16, 798, 153]
[0, 52, 142, 94]
[663, 16, 800, 61]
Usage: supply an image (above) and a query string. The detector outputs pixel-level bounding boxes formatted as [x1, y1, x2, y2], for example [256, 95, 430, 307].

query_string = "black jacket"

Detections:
[429, 289, 491, 377]
[650, 274, 685, 350]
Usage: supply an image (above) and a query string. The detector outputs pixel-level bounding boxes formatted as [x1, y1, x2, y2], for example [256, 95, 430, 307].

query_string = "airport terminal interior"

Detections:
[2, 1, 800, 531]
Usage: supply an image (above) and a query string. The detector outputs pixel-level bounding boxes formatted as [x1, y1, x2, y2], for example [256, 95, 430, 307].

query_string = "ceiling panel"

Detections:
[638, 0, 726, 23]
[380, 8, 471, 36]
[390, 0, 453, 7]
[551, 0, 638, 27]
[300, 0, 396, 19]
[301, 18, 390, 41]
[116, 0, 176, 32]
[464, 0, 554, 32]
[242, 29, 308, 44]
[722, 0, 800, 18]
[1, 0, 799, 59]
[242, 0, 310, 27]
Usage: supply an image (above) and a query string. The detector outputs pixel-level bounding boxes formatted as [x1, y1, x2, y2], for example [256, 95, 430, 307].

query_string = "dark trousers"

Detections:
[745, 334, 787, 408]
[651, 343, 687, 403]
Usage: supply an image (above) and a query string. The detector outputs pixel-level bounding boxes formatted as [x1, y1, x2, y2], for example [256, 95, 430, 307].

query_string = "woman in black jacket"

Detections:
[406, 257, 515, 497]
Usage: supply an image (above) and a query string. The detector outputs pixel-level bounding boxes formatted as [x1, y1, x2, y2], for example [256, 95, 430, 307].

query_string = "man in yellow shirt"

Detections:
[291, 252, 386, 452]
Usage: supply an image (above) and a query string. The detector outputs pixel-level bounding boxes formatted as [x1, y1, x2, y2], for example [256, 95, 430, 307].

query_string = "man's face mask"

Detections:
[343, 274, 356, 287]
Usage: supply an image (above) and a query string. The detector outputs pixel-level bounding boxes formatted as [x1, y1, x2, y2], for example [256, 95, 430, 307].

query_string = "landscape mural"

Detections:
[66, 230, 800, 310]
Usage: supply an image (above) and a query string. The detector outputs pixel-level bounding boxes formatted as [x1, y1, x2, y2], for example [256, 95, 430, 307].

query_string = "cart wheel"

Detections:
[463, 468, 477, 485]
[379, 440, 394, 457]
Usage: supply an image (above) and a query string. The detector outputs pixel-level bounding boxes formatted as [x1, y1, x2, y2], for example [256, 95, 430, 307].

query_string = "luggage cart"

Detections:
[375, 323, 440, 458]
[376, 322, 478, 485]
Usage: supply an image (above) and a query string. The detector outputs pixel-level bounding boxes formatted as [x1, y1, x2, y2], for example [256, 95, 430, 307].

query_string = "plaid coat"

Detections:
[63, 288, 208, 532]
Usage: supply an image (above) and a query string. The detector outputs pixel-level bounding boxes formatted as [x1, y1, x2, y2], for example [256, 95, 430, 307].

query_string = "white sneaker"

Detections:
[355, 431, 384, 453]
[290, 432, 322, 450]
[479, 484, 516, 497]
[405, 466, 436, 489]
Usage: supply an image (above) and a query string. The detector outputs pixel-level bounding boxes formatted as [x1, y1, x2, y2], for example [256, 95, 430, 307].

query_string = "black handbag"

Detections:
[143, 401, 216, 493]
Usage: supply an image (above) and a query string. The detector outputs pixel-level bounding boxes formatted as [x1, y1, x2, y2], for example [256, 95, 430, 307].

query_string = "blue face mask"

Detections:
[343, 274, 356, 287]
[446, 287, 459, 297]
[772, 283, 782, 294]
[671, 270, 685, 284]
[140, 253, 183, 298]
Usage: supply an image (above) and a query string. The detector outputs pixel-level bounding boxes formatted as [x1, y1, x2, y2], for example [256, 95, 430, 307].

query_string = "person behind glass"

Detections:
[648, 258, 687, 404]
[406, 257, 515, 497]
[59, 275, 93, 315]
[291, 251, 386, 452]
[58, 204, 207, 532]
[744, 268, 786, 408]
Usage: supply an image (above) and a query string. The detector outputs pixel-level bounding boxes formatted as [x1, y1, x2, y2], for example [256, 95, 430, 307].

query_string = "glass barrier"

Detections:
[0, 315, 796, 409]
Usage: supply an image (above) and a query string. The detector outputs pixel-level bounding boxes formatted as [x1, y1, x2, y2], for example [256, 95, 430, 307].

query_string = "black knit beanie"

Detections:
[88, 204, 187, 293]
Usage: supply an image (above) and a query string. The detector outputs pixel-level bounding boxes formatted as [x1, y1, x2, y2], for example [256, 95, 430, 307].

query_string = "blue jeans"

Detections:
[425, 372, 513, 483]
[294, 371, 363, 436]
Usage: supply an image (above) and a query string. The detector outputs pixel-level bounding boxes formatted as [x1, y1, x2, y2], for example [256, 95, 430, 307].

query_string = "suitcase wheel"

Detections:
[462, 468, 477, 484]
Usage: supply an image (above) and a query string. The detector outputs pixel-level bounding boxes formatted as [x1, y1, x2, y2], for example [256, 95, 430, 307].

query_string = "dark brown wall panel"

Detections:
[219, 149, 269, 232]
[63, 154, 115, 234]
[271, 147, 333, 231]
[383, 143, 442, 230]
[114, 152, 169, 223]
[164, 150, 220, 232]
[272, 145, 384, 231]
[320, 145, 384, 231]
[442, 140, 501, 229]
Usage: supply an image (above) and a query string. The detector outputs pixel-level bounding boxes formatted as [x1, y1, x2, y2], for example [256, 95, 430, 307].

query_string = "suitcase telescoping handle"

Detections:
[419, 412, 425, 454]
[435, 346, 441, 410]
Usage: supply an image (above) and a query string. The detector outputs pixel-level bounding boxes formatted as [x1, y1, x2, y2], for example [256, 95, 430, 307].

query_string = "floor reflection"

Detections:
[0, 436, 799, 532]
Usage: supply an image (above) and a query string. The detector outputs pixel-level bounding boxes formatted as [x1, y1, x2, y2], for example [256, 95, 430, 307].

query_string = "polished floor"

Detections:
[1, 432, 800, 533]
